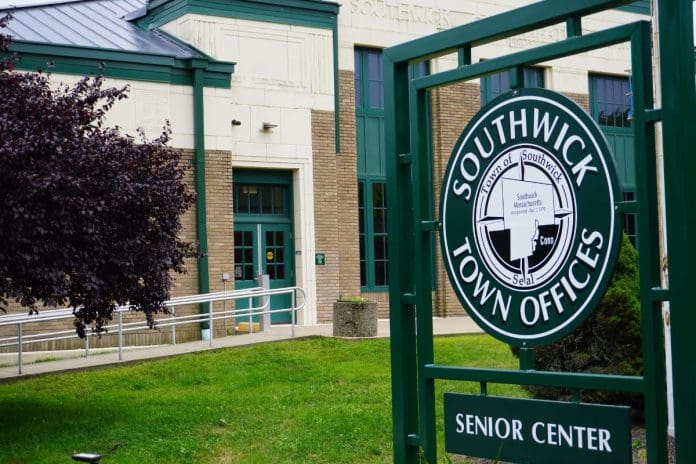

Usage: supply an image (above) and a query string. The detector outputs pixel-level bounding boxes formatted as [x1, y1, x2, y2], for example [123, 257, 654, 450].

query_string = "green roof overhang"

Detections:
[140, 0, 339, 29]
[8, 40, 235, 88]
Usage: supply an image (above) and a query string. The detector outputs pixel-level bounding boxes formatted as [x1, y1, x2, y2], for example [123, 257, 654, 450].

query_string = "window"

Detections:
[622, 192, 637, 247]
[356, 47, 388, 289]
[354, 49, 431, 289]
[589, 74, 632, 128]
[480, 67, 545, 106]
[355, 48, 384, 110]
[234, 184, 286, 216]
[590, 74, 636, 245]
[359, 181, 388, 288]
[233, 231, 255, 280]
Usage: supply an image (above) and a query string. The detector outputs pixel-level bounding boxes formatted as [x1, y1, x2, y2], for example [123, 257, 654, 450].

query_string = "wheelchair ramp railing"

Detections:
[0, 286, 306, 374]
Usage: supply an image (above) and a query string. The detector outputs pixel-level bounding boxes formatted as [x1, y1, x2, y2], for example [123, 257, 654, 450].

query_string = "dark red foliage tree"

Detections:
[0, 14, 195, 336]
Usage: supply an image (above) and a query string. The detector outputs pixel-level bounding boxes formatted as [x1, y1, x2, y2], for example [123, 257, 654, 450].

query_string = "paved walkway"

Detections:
[0, 317, 482, 381]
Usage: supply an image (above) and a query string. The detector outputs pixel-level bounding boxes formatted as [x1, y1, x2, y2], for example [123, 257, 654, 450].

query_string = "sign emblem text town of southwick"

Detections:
[440, 88, 622, 346]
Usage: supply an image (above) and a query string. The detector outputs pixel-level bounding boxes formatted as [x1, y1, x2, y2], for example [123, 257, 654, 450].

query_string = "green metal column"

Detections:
[656, 0, 696, 462]
[631, 21, 668, 464]
[410, 84, 436, 464]
[384, 56, 420, 464]
[193, 62, 211, 329]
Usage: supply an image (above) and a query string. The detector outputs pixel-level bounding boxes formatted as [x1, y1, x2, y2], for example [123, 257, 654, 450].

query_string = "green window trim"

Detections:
[355, 49, 434, 291]
[232, 169, 294, 225]
[359, 180, 389, 291]
[9, 40, 235, 88]
[355, 47, 387, 291]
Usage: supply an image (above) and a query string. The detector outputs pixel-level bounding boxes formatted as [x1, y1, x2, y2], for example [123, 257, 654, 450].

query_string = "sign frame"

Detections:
[383, 2, 672, 464]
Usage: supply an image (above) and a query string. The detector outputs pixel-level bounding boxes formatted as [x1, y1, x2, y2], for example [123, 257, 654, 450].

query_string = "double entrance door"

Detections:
[233, 170, 295, 324]
[234, 223, 294, 324]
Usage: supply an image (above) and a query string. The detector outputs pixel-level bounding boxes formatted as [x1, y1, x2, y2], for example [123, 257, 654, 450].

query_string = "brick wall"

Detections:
[204, 149, 234, 295]
[312, 110, 341, 322]
[309, 70, 366, 321]
[566, 92, 590, 112]
[337, 70, 362, 302]
[430, 82, 482, 318]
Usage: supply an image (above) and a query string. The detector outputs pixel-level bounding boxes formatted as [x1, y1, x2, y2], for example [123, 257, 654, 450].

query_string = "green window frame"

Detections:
[232, 169, 293, 224]
[480, 66, 545, 106]
[233, 183, 288, 216]
[355, 48, 431, 290]
[359, 180, 389, 289]
[356, 47, 388, 290]
[622, 191, 637, 246]
[589, 73, 636, 246]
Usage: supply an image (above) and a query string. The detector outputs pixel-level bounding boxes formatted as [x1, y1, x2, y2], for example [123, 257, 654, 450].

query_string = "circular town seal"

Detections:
[439, 88, 622, 346]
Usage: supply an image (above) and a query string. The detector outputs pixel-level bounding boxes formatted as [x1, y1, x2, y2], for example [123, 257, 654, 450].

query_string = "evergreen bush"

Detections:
[513, 234, 643, 412]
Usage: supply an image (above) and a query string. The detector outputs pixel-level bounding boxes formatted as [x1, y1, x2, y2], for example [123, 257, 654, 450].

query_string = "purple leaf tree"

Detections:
[0, 13, 196, 336]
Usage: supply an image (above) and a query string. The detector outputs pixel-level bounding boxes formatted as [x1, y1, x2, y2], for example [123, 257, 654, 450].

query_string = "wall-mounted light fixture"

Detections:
[231, 119, 242, 126]
[262, 122, 278, 130]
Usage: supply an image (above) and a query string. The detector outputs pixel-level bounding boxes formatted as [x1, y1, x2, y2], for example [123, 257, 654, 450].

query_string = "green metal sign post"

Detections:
[655, 1, 696, 463]
[383, 1, 692, 462]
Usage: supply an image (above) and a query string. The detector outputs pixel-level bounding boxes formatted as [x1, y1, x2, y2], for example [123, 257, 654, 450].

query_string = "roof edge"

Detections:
[139, 0, 339, 30]
[146, 0, 339, 15]
[9, 39, 235, 88]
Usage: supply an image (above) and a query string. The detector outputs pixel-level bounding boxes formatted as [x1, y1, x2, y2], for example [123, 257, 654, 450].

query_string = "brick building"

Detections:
[0, 0, 648, 344]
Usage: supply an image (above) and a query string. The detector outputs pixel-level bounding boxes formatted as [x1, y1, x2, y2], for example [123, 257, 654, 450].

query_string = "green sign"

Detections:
[315, 253, 326, 265]
[439, 88, 622, 346]
[444, 393, 631, 463]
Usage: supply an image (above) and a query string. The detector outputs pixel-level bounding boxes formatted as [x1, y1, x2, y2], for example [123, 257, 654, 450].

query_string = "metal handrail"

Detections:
[0, 286, 306, 374]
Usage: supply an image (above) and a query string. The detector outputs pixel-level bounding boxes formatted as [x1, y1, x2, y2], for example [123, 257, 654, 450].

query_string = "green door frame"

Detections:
[383, 1, 680, 463]
[233, 169, 296, 323]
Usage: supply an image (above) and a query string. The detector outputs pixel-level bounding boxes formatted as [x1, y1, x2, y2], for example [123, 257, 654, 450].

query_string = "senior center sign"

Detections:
[440, 88, 622, 347]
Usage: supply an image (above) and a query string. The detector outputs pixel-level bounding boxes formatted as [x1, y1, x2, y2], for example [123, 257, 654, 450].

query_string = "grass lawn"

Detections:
[0, 334, 527, 463]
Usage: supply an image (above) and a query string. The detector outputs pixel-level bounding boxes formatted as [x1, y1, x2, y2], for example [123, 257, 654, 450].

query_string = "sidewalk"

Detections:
[0, 317, 482, 381]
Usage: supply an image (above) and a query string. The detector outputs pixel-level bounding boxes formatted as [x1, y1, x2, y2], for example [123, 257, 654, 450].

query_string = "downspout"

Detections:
[332, 16, 340, 153]
[192, 60, 211, 340]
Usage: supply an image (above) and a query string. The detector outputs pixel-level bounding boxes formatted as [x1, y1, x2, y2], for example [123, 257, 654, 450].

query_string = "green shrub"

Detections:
[513, 234, 643, 413]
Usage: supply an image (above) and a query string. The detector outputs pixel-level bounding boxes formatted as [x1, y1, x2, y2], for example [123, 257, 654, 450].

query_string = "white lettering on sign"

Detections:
[350, 0, 454, 28]
[455, 414, 524, 441]
[451, 228, 604, 327]
[454, 413, 613, 453]
[531, 422, 613, 452]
